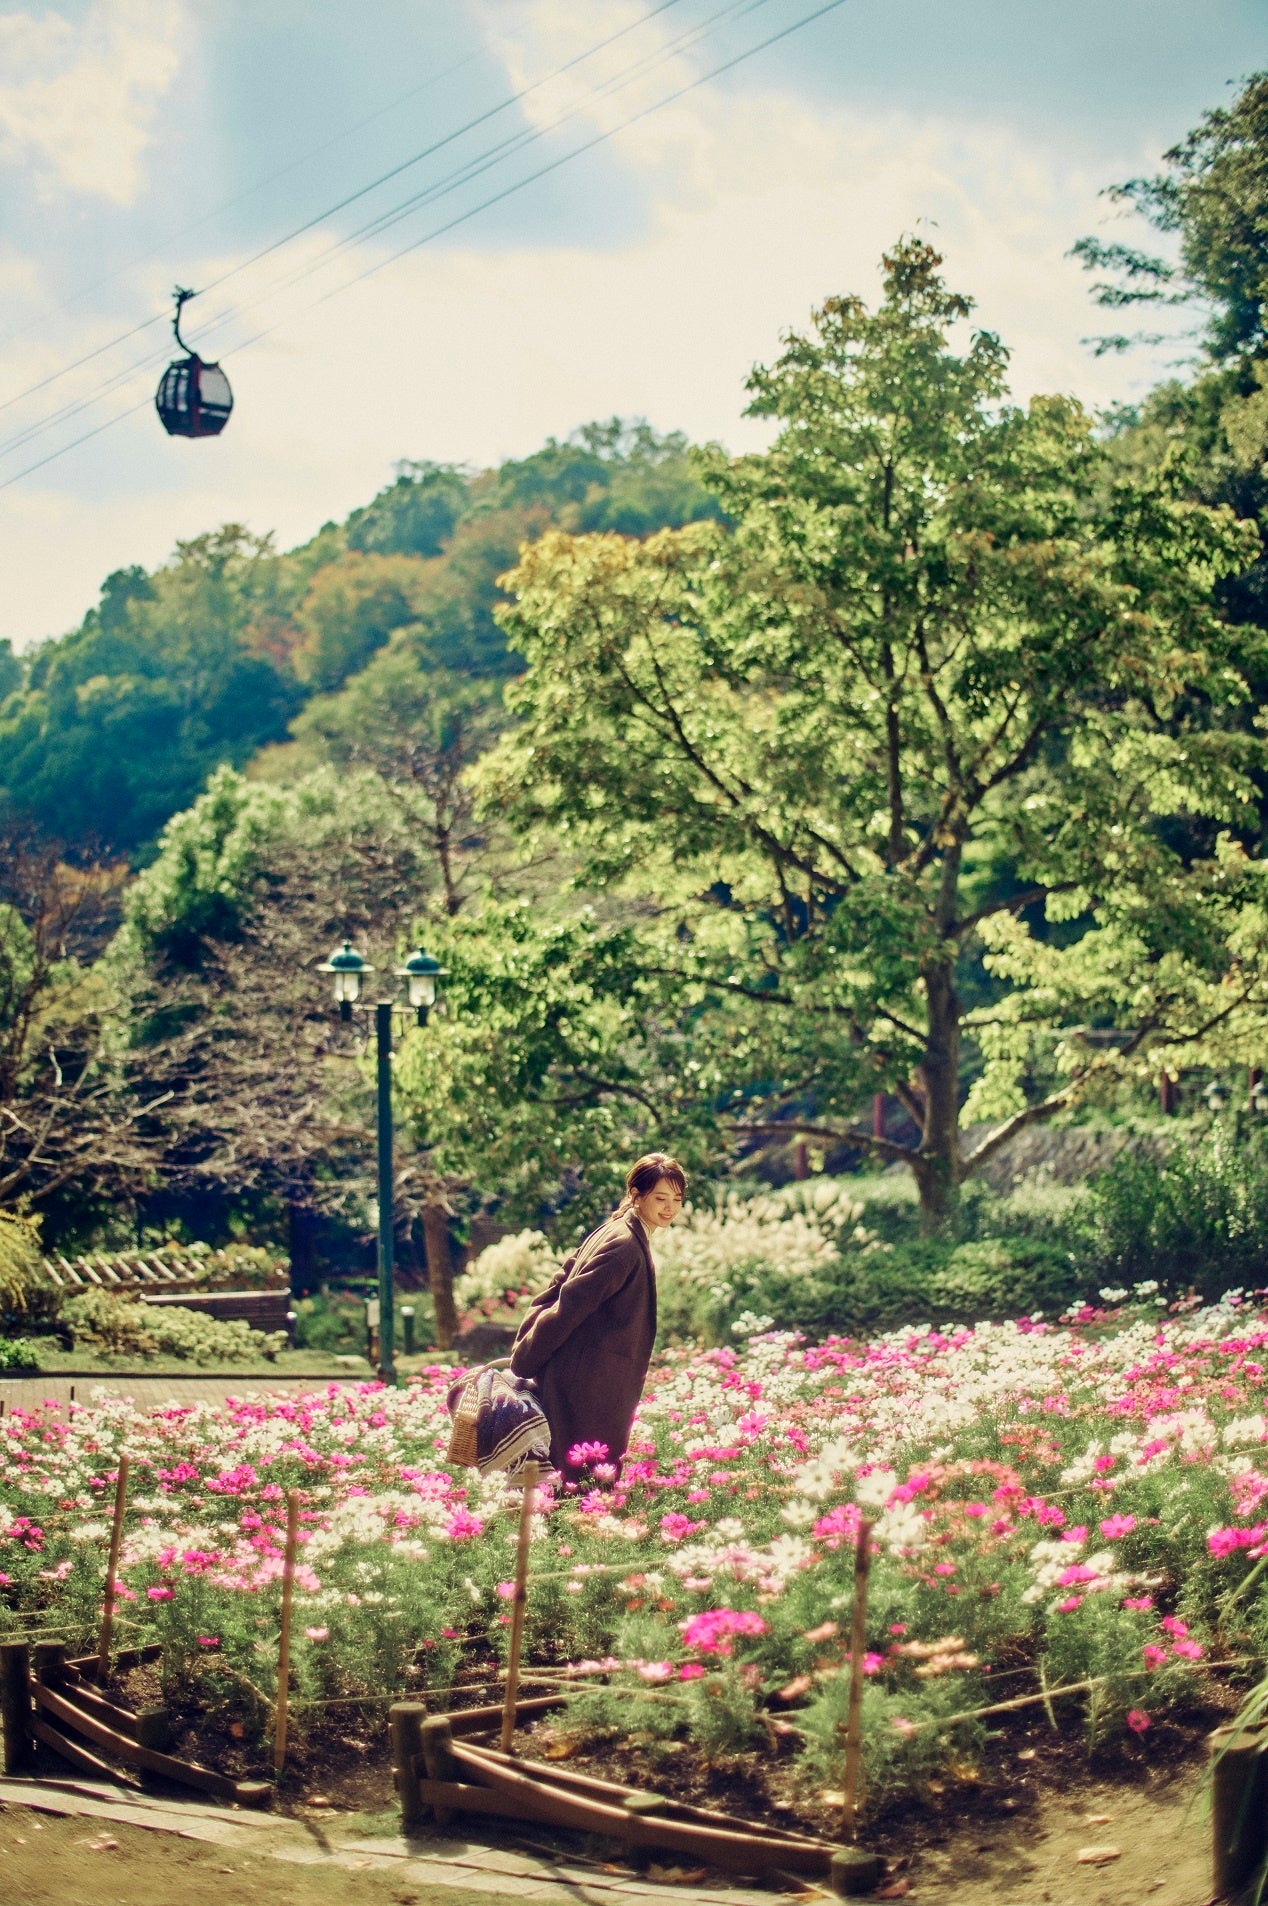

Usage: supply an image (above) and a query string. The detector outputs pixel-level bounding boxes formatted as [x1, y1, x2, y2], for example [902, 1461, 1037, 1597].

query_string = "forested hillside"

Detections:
[0, 420, 721, 859]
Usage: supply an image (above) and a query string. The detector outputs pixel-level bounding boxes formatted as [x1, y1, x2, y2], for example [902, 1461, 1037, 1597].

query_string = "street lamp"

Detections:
[316, 940, 372, 1021]
[317, 940, 447, 1382]
[1205, 1080, 1232, 1114]
[1254, 1079, 1268, 1117]
[397, 948, 446, 1024]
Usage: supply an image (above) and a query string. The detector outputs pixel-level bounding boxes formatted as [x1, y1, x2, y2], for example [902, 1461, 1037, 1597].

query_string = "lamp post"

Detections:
[317, 940, 447, 1383]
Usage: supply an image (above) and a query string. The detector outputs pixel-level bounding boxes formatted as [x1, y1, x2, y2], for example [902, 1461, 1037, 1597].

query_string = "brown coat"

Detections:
[509, 1209, 656, 1474]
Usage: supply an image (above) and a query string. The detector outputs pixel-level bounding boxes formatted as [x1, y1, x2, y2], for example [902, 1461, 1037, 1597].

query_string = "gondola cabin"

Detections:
[155, 287, 233, 438]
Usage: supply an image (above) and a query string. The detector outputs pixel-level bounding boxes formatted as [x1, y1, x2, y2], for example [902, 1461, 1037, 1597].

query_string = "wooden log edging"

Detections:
[390, 1707, 841, 1878]
[26, 1641, 270, 1807]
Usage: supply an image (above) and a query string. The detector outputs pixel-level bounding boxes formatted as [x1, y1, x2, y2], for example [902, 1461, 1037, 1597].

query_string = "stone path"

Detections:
[0, 1776, 793, 1905]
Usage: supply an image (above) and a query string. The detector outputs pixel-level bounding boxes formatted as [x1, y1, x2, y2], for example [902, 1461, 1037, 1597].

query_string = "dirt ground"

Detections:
[0, 1759, 1216, 1906]
[0, 1810, 499, 1906]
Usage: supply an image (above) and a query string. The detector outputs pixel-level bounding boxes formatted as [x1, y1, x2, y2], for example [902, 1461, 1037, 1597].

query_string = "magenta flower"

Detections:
[659, 1512, 706, 1542]
[566, 1441, 610, 1466]
[146, 1585, 174, 1601]
[1099, 1514, 1136, 1539]
[1126, 1709, 1151, 1732]
[678, 1609, 769, 1655]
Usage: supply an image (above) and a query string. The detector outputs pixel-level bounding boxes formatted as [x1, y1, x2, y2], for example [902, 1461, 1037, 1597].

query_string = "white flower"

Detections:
[855, 1467, 897, 1511]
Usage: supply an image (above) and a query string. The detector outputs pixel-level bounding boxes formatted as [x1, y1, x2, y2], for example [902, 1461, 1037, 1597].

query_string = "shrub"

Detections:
[0, 1335, 39, 1370]
[655, 1181, 1087, 1342]
[291, 1289, 361, 1353]
[458, 1230, 561, 1324]
[0, 1210, 60, 1333]
[62, 1289, 286, 1362]
[1073, 1123, 1268, 1297]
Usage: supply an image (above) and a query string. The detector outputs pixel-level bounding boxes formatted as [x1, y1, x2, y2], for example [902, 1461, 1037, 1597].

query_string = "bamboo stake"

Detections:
[97, 1452, 130, 1683]
[841, 1515, 875, 1843]
[500, 1463, 539, 1755]
[273, 1488, 301, 1774]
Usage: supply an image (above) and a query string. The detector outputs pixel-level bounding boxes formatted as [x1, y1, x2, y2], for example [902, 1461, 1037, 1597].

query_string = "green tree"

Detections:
[1074, 71, 1268, 360]
[0, 820, 144, 1234]
[482, 240, 1266, 1227]
[393, 901, 700, 1235]
[291, 551, 428, 691]
[0, 530, 298, 855]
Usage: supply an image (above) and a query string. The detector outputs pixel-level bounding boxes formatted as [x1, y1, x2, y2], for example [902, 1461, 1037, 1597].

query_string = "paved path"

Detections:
[0, 1374, 343, 1413]
[0, 1776, 788, 1905]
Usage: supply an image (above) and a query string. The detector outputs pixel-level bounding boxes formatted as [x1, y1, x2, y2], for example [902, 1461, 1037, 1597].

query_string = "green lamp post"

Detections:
[318, 940, 447, 1382]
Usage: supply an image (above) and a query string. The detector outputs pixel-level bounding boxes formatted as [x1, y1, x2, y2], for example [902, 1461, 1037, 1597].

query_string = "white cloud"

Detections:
[0, 11, 1173, 651]
[0, 0, 185, 206]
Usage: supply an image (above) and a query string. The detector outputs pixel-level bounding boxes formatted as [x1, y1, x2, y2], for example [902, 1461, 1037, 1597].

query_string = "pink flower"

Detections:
[566, 1441, 609, 1466]
[1100, 1514, 1136, 1539]
[441, 1627, 461, 1639]
[146, 1585, 174, 1601]
[660, 1512, 705, 1542]
[1056, 1595, 1084, 1613]
[636, 1661, 673, 1683]
[678, 1663, 705, 1680]
[1060, 1526, 1088, 1544]
[444, 1510, 484, 1540]
[304, 1626, 329, 1642]
[1123, 1596, 1153, 1611]
[1143, 1644, 1169, 1670]
[1172, 1638, 1204, 1660]
[678, 1609, 768, 1656]
[1160, 1616, 1189, 1638]
[495, 1581, 517, 1601]
[196, 1636, 219, 1648]
[1126, 1709, 1150, 1732]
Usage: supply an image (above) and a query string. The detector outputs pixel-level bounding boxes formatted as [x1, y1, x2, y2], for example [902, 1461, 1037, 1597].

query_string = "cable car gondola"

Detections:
[155, 287, 233, 438]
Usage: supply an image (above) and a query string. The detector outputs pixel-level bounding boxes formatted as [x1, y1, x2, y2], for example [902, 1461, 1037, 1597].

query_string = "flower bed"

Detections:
[3, 1293, 1267, 1808]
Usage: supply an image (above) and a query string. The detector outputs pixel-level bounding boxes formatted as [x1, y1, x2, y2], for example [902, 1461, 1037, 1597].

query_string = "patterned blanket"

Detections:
[445, 1361, 551, 1480]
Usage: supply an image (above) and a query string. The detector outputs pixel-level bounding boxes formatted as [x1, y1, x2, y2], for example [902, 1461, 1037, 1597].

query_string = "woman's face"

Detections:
[634, 1177, 684, 1230]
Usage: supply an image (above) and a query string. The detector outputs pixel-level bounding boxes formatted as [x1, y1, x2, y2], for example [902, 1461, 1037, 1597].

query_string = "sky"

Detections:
[0, 0, 1264, 652]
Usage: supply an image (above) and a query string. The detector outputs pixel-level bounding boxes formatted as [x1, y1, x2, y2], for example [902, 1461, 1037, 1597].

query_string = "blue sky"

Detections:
[0, 0, 1264, 650]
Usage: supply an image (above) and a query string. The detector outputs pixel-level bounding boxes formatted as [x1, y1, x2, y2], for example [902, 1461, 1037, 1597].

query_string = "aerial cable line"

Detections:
[195, 0, 690, 299]
[0, 0, 760, 462]
[0, 45, 487, 352]
[200, 0, 776, 332]
[0, 0, 687, 420]
[325, 0, 852, 297]
[0, 0, 849, 494]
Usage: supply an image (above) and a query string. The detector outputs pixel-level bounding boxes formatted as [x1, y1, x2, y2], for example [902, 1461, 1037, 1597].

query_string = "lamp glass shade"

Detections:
[317, 939, 372, 1007]
[406, 971, 437, 1010]
[396, 949, 446, 1012]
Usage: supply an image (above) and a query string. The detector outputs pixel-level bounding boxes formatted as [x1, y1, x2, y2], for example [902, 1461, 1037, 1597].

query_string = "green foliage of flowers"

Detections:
[4, 1299, 1268, 1810]
[61, 1289, 286, 1362]
[0, 1335, 38, 1370]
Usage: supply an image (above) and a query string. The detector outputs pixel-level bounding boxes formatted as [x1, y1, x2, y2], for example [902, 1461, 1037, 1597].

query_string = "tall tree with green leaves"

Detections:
[480, 240, 1266, 1227]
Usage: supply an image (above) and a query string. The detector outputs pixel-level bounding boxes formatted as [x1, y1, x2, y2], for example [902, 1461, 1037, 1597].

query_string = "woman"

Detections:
[510, 1153, 686, 1482]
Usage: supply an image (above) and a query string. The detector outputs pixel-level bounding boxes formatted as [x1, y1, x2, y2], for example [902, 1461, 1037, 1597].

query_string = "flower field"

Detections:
[4, 1291, 1268, 1803]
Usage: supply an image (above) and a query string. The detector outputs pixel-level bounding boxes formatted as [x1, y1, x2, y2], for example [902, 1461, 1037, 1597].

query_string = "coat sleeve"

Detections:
[509, 1230, 642, 1379]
